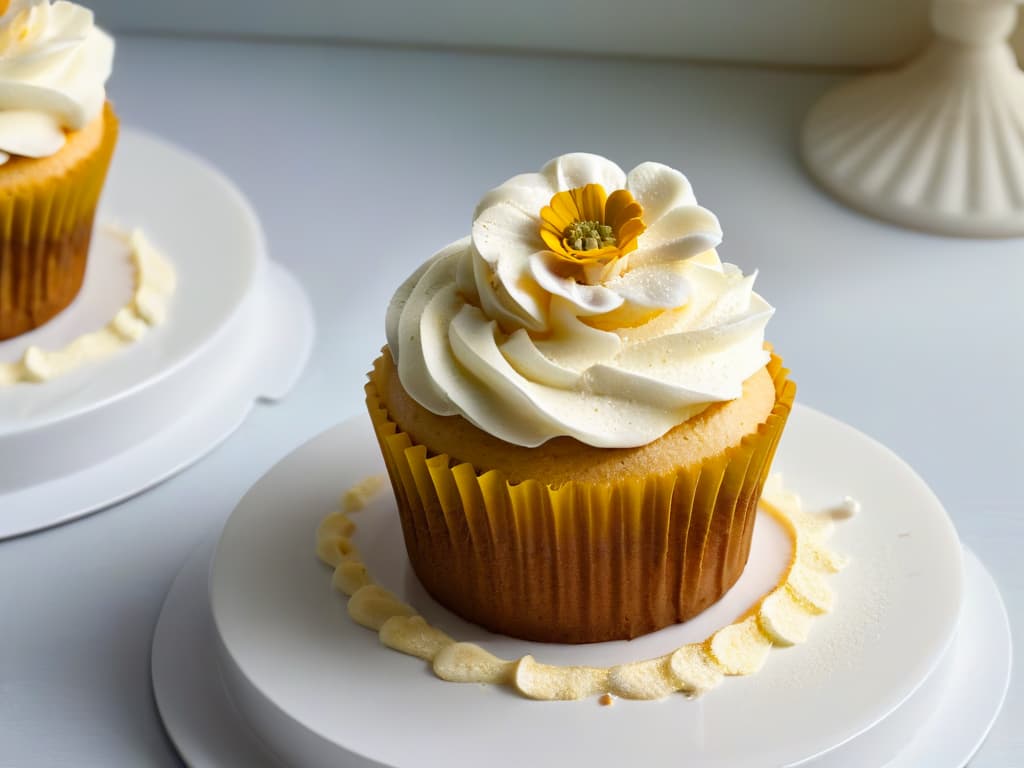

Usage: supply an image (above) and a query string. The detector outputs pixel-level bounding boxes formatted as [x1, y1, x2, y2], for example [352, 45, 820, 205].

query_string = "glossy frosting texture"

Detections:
[0, 0, 114, 164]
[386, 153, 773, 448]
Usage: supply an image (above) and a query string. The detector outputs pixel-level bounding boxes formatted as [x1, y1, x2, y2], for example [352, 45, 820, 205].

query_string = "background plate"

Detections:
[0, 130, 262, 433]
[0, 130, 314, 538]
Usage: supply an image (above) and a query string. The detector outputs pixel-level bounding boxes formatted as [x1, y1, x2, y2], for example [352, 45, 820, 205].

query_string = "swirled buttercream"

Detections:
[0, 0, 113, 164]
[386, 153, 773, 448]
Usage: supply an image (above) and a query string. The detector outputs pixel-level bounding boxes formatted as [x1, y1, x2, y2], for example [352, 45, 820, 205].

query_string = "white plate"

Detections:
[152, 538, 1009, 768]
[0, 129, 314, 539]
[196, 407, 965, 768]
[151, 412, 1009, 768]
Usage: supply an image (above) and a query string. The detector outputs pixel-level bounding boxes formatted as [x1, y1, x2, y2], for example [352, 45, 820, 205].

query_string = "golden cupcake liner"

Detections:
[366, 353, 795, 644]
[0, 102, 120, 339]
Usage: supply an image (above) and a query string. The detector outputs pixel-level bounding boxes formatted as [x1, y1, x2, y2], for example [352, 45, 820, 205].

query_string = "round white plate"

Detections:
[0, 129, 314, 539]
[192, 407, 965, 768]
[151, 474, 1009, 766]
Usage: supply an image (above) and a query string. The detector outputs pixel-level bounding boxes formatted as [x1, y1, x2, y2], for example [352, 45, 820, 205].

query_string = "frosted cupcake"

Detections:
[0, 0, 117, 340]
[367, 153, 794, 643]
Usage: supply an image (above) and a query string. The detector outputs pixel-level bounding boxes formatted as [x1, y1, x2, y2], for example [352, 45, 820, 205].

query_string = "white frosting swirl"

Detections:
[0, 0, 113, 165]
[387, 153, 773, 448]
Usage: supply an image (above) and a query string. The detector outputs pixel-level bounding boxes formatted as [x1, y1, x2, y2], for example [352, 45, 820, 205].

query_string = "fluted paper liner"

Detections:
[0, 103, 119, 339]
[366, 353, 795, 644]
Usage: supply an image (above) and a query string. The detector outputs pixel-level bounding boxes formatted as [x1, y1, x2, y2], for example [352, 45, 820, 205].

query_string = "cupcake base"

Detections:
[0, 217, 94, 339]
[366, 352, 795, 644]
[0, 102, 119, 340]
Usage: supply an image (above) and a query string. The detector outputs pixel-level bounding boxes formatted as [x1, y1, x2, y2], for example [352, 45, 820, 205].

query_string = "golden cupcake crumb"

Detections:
[599, 693, 614, 707]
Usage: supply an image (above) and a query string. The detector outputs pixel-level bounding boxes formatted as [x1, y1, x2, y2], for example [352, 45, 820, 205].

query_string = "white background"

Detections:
[83, 0, 1024, 69]
[89, 0, 939, 67]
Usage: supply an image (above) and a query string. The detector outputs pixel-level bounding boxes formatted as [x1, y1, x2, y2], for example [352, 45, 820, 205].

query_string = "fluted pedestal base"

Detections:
[802, 1, 1024, 237]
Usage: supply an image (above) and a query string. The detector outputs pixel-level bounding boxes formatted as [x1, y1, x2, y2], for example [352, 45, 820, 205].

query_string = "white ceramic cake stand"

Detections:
[0, 130, 314, 539]
[802, 0, 1024, 237]
[151, 408, 1011, 768]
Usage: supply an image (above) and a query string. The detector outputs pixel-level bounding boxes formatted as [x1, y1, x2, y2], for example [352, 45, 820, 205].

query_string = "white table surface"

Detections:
[0, 35, 1020, 767]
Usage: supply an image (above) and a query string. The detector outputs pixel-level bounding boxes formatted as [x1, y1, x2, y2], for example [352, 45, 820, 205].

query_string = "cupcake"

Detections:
[0, 0, 117, 340]
[367, 153, 794, 644]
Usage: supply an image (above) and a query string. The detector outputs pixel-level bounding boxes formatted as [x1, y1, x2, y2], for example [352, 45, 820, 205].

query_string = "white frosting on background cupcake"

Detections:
[0, 0, 113, 164]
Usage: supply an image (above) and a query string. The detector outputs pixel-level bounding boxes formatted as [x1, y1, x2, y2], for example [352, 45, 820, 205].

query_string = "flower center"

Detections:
[539, 183, 645, 284]
[564, 220, 616, 252]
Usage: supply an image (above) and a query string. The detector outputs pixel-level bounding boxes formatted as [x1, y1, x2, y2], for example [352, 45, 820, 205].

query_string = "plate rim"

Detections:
[0, 261, 314, 540]
[153, 534, 1009, 768]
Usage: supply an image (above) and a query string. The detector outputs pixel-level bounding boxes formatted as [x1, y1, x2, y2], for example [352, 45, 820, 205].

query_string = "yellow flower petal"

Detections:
[580, 183, 608, 223]
[557, 244, 619, 266]
[539, 204, 572, 233]
[618, 218, 646, 253]
[550, 190, 582, 225]
[604, 189, 633, 229]
[540, 227, 564, 254]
